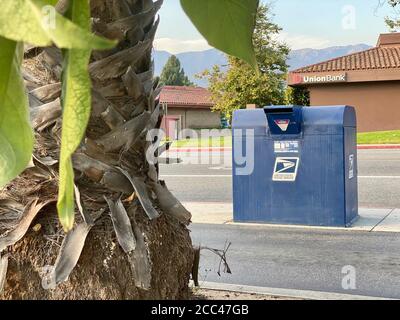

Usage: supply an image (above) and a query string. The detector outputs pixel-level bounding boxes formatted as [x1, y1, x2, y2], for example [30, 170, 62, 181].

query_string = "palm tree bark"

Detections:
[0, 0, 194, 300]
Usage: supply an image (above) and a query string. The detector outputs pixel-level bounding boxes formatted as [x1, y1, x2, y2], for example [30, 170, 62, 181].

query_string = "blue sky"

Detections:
[154, 0, 395, 53]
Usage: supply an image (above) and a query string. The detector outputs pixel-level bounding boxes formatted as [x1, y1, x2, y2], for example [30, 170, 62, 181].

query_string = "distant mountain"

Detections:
[154, 44, 372, 87]
[287, 44, 372, 70]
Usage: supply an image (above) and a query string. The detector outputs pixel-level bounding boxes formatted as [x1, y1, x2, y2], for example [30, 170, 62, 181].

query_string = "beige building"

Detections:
[159, 86, 221, 139]
[288, 33, 400, 132]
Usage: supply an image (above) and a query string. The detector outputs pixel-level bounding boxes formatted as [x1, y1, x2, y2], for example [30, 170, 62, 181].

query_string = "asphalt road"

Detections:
[159, 149, 400, 298]
[160, 149, 400, 208]
[191, 223, 400, 299]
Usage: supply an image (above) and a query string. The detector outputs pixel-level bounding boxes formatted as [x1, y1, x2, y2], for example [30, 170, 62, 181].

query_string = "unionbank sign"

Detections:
[304, 74, 347, 83]
[291, 73, 347, 85]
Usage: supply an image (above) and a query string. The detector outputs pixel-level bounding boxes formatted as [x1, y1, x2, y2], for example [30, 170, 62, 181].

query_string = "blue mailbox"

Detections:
[232, 105, 358, 227]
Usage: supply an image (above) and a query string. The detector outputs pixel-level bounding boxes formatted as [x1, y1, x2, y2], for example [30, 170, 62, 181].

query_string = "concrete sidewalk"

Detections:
[185, 202, 400, 233]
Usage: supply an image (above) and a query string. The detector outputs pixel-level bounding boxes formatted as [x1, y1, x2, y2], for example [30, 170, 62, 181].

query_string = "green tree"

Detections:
[285, 87, 310, 106]
[385, 0, 400, 30]
[201, 4, 289, 119]
[160, 55, 193, 86]
[0, 0, 259, 299]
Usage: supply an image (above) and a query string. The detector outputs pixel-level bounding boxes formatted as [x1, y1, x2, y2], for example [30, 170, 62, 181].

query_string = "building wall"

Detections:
[308, 81, 400, 132]
[166, 106, 221, 130]
[186, 109, 221, 129]
[166, 108, 185, 125]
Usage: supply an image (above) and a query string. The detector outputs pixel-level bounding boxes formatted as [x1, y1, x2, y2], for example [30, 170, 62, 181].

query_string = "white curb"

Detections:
[199, 282, 394, 300]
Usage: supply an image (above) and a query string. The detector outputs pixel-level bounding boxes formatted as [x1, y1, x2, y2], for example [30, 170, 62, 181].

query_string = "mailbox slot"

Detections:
[264, 106, 302, 136]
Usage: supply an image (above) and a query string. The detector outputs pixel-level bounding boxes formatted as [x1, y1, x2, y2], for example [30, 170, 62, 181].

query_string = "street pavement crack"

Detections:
[370, 208, 396, 232]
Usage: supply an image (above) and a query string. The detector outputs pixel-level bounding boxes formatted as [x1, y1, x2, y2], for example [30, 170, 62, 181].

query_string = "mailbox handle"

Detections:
[264, 107, 294, 115]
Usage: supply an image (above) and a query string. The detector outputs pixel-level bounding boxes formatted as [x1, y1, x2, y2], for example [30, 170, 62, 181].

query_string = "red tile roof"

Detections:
[377, 32, 400, 47]
[159, 86, 213, 107]
[291, 33, 400, 74]
[291, 46, 400, 73]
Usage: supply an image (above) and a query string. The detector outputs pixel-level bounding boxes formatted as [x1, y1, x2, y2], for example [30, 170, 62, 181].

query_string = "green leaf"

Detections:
[0, 0, 116, 49]
[57, 0, 92, 232]
[180, 0, 259, 70]
[0, 37, 34, 188]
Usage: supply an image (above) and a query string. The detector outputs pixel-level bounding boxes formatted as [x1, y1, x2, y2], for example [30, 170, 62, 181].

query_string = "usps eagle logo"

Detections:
[272, 157, 300, 182]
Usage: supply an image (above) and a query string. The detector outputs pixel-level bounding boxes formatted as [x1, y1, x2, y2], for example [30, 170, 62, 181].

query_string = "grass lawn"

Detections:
[357, 130, 400, 145]
[168, 130, 400, 148]
[171, 136, 232, 148]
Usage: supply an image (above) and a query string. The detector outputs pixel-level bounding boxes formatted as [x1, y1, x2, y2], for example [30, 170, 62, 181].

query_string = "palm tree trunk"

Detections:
[0, 0, 194, 300]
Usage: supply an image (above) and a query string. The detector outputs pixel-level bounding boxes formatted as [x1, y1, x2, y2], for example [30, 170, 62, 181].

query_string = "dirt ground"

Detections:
[191, 288, 302, 300]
